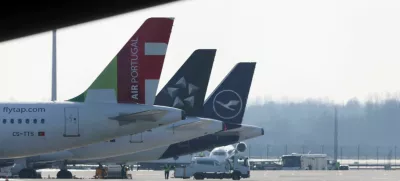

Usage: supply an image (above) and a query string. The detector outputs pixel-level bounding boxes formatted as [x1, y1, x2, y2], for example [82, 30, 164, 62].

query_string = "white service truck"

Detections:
[281, 153, 328, 170]
[174, 155, 250, 180]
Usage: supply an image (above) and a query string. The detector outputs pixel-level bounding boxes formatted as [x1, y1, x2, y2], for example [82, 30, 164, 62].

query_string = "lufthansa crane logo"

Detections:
[213, 90, 243, 119]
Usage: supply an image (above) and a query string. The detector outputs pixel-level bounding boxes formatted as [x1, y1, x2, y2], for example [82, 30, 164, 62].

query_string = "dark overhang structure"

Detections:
[0, 0, 181, 42]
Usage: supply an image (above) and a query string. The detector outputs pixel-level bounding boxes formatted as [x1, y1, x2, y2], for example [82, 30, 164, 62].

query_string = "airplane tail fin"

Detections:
[67, 17, 174, 104]
[202, 62, 256, 124]
[155, 49, 216, 116]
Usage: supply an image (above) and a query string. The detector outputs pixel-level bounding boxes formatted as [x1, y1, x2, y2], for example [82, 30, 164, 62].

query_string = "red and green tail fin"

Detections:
[67, 17, 174, 104]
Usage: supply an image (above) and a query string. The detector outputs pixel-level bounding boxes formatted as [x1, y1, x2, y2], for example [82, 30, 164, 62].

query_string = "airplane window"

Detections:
[33, 119, 37, 124]
[25, 119, 29, 124]
[18, 119, 22, 124]
[10, 119, 14, 124]
[2, 119, 6, 124]
[41, 119, 45, 124]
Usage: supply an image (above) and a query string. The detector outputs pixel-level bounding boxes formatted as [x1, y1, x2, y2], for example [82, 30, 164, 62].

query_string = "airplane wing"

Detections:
[109, 110, 169, 125]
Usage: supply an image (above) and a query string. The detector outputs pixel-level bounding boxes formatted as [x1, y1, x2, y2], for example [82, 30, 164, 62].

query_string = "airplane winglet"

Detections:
[109, 109, 169, 126]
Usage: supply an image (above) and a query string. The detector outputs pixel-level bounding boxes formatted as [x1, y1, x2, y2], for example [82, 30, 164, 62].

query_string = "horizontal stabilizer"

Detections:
[167, 120, 210, 131]
[214, 130, 240, 136]
[109, 109, 169, 125]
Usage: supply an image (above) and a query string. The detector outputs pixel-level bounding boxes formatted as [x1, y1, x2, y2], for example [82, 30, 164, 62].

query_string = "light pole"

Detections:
[340, 146, 343, 161]
[357, 145, 360, 170]
[285, 144, 288, 155]
[395, 146, 397, 166]
[377, 146, 379, 165]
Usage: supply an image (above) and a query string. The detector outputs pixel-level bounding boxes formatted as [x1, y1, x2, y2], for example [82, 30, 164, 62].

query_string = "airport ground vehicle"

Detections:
[174, 155, 250, 180]
[94, 165, 132, 179]
[281, 153, 328, 170]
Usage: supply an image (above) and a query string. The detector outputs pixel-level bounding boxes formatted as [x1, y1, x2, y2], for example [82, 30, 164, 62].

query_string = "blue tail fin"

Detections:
[155, 49, 216, 116]
[202, 62, 256, 124]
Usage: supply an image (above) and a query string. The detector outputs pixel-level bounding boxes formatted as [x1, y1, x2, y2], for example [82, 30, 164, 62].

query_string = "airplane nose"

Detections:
[261, 128, 264, 135]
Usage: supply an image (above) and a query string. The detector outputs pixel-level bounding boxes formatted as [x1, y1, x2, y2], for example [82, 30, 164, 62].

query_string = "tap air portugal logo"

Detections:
[164, 77, 199, 108]
[117, 36, 168, 104]
[129, 37, 140, 101]
[213, 90, 243, 119]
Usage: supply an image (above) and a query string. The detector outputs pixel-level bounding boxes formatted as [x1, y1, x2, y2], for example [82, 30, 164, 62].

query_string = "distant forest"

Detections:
[243, 96, 400, 159]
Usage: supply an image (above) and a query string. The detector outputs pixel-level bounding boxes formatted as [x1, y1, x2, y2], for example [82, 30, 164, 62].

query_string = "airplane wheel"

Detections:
[57, 169, 73, 179]
[232, 172, 241, 180]
[19, 168, 37, 178]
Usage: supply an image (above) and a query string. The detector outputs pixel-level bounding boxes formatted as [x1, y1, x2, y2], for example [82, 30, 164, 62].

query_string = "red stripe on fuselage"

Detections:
[117, 18, 173, 104]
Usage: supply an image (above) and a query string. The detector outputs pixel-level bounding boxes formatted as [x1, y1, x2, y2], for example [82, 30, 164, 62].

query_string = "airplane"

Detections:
[208, 143, 247, 163]
[140, 124, 262, 165]
[46, 62, 263, 167]
[0, 17, 185, 159]
[13, 49, 226, 178]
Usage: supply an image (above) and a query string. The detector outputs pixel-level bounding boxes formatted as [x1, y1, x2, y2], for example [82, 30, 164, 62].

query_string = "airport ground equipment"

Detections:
[94, 165, 131, 179]
[174, 155, 250, 180]
[281, 153, 328, 170]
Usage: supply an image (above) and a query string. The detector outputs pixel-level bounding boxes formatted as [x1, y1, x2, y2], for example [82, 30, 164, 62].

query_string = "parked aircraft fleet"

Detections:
[2, 17, 264, 178]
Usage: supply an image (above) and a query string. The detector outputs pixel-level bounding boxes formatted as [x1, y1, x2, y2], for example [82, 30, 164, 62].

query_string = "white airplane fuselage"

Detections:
[0, 101, 183, 159]
[28, 117, 223, 163]
[68, 124, 263, 165]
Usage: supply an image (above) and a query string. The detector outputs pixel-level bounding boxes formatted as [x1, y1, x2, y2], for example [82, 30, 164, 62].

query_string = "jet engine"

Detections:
[236, 142, 247, 152]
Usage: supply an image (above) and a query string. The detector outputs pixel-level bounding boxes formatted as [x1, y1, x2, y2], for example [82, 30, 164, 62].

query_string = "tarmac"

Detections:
[4, 169, 398, 181]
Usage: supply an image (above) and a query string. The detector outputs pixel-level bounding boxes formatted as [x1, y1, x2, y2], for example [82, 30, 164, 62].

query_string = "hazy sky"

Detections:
[2, 0, 400, 104]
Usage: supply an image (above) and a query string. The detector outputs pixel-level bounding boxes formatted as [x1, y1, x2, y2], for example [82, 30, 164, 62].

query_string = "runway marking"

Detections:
[371, 178, 389, 180]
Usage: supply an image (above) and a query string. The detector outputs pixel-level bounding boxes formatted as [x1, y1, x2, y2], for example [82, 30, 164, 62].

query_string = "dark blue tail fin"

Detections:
[155, 49, 216, 116]
[202, 62, 256, 124]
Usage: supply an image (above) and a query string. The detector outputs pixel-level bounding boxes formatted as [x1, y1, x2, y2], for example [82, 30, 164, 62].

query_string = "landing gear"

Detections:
[57, 169, 73, 179]
[19, 168, 39, 179]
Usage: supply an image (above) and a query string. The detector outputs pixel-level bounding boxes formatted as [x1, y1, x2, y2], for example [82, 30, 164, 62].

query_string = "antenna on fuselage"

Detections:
[51, 29, 57, 101]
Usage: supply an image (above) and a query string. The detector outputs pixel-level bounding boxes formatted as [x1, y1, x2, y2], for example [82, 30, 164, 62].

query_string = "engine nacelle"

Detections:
[236, 142, 247, 152]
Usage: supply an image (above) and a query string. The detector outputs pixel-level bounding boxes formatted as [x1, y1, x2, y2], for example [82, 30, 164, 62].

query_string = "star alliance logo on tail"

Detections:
[164, 77, 199, 108]
[213, 90, 243, 119]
